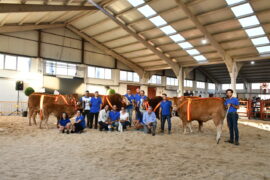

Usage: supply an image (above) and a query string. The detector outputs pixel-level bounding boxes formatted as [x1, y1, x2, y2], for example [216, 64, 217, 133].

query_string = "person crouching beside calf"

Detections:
[59, 112, 71, 134]
[98, 105, 110, 131]
[71, 110, 85, 133]
[143, 106, 157, 136]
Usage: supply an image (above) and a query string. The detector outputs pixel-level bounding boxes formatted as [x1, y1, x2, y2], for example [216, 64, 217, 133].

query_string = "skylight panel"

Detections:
[245, 27, 265, 37]
[127, 0, 145, 7]
[137, 5, 156, 18]
[178, 42, 193, 49]
[169, 34, 185, 42]
[186, 49, 200, 56]
[238, 15, 259, 28]
[231, 3, 253, 17]
[149, 16, 167, 27]
[225, 0, 246, 6]
[193, 55, 207, 62]
[251, 36, 270, 46]
[256, 46, 270, 54]
[160, 25, 177, 35]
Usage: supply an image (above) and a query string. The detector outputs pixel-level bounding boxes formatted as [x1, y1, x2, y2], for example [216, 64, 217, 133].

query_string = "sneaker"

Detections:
[234, 141, 240, 146]
[224, 140, 234, 144]
[62, 129, 65, 133]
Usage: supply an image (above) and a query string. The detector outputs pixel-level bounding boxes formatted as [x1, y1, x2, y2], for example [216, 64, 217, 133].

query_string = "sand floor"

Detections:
[0, 116, 269, 180]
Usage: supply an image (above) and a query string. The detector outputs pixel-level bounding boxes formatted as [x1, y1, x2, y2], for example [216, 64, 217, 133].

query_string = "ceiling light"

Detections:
[256, 46, 270, 54]
[193, 55, 207, 62]
[245, 27, 265, 37]
[169, 34, 185, 42]
[159, 25, 177, 35]
[231, 3, 253, 17]
[250, 61, 255, 64]
[251, 36, 270, 46]
[127, 0, 145, 7]
[137, 5, 156, 18]
[178, 42, 193, 49]
[238, 15, 260, 28]
[149, 16, 167, 27]
[225, 0, 246, 6]
[186, 49, 200, 56]
[201, 39, 208, 44]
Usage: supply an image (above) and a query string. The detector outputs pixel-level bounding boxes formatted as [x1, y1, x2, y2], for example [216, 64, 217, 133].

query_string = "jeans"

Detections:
[143, 122, 157, 134]
[89, 112, 99, 129]
[83, 110, 91, 128]
[115, 121, 131, 130]
[161, 115, 171, 131]
[227, 112, 239, 142]
[126, 108, 133, 125]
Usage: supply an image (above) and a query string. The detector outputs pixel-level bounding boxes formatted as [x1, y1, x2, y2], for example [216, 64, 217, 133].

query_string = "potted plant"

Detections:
[23, 87, 35, 117]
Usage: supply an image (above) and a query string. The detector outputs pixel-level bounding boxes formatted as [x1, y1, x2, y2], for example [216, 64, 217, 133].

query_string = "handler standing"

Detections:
[224, 89, 240, 146]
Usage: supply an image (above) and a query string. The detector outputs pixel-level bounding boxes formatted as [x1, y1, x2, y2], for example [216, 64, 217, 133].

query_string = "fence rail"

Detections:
[0, 101, 28, 116]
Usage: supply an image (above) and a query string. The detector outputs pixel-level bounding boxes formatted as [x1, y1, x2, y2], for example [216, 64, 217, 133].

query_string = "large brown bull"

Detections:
[101, 93, 130, 110]
[28, 93, 79, 126]
[175, 97, 226, 143]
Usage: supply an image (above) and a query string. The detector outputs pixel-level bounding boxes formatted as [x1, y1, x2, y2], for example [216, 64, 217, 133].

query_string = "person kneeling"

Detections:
[108, 105, 120, 131]
[143, 107, 157, 136]
[98, 105, 110, 131]
[59, 112, 71, 134]
[71, 110, 85, 133]
[118, 107, 131, 131]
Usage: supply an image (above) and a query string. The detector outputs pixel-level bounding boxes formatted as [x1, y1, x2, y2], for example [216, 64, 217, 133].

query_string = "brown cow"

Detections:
[101, 93, 130, 110]
[28, 93, 78, 126]
[175, 96, 226, 143]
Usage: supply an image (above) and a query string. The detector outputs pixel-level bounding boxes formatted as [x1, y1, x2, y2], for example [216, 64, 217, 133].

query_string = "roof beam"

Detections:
[88, 0, 180, 75]
[144, 65, 171, 71]
[196, 66, 220, 84]
[66, 24, 144, 78]
[0, 23, 65, 33]
[0, 4, 97, 13]
[175, 0, 233, 72]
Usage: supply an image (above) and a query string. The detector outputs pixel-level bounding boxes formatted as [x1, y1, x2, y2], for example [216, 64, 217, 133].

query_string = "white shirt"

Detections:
[120, 111, 129, 121]
[82, 96, 91, 110]
[98, 109, 109, 122]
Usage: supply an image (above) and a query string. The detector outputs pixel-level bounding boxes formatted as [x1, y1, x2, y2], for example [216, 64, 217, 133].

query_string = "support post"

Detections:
[177, 66, 184, 96]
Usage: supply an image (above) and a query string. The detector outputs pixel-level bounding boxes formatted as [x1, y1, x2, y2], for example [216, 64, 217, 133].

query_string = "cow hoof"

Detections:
[217, 138, 220, 144]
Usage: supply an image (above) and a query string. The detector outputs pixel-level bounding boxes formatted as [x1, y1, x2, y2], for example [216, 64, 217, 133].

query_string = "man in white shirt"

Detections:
[98, 105, 110, 131]
[80, 90, 91, 128]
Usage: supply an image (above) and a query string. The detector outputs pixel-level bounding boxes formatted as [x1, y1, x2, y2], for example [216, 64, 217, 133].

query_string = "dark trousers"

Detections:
[74, 123, 84, 133]
[83, 110, 91, 128]
[227, 112, 239, 142]
[99, 121, 108, 131]
[89, 112, 99, 129]
[161, 115, 171, 131]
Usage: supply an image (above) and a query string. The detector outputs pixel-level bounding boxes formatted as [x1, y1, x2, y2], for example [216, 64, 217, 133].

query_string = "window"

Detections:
[120, 70, 139, 82]
[46, 61, 56, 75]
[0, 54, 4, 69]
[258, 94, 270, 100]
[256, 46, 270, 54]
[236, 83, 244, 90]
[251, 83, 261, 89]
[149, 16, 167, 27]
[167, 77, 178, 86]
[222, 84, 231, 90]
[225, 0, 246, 6]
[197, 82, 205, 89]
[88, 66, 111, 79]
[4, 55, 17, 70]
[160, 25, 176, 35]
[186, 49, 200, 56]
[245, 27, 265, 37]
[238, 15, 260, 28]
[56, 62, 68, 75]
[68, 64, 76, 76]
[45, 60, 77, 76]
[231, 3, 254, 17]
[127, 0, 144, 7]
[138, 5, 156, 18]
[178, 42, 193, 49]
[208, 83, 215, 90]
[184, 80, 193, 87]
[251, 36, 270, 46]
[17, 56, 30, 72]
[169, 34, 185, 42]
[193, 55, 207, 62]
[149, 75, 161, 84]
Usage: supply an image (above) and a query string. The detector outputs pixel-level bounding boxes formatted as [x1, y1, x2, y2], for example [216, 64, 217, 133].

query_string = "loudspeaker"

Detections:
[16, 81, 24, 91]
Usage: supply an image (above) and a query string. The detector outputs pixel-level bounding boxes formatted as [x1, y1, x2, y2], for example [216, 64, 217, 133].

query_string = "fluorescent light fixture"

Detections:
[225, 0, 246, 6]
[251, 36, 270, 46]
[178, 42, 193, 49]
[127, 0, 145, 7]
[238, 15, 260, 28]
[231, 3, 253, 17]
[159, 25, 177, 35]
[193, 55, 207, 61]
[201, 39, 208, 44]
[169, 34, 185, 42]
[245, 27, 265, 37]
[250, 61, 255, 64]
[137, 5, 156, 18]
[186, 49, 200, 56]
[256, 46, 270, 54]
[149, 16, 167, 27]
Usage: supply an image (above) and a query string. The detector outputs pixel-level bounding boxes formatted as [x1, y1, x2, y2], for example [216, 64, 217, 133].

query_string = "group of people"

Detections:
[58, 88, 240, 145]
[59, 88, 173, 136]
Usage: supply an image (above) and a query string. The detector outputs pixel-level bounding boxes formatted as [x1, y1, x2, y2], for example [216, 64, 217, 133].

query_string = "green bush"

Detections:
[24, 87, 35, 96]
[106, 89, 115, 95]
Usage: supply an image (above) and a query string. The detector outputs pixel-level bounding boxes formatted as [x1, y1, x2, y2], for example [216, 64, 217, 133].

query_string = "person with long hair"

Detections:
[59, 112, 71, 134]
[71, 111, 85, 133]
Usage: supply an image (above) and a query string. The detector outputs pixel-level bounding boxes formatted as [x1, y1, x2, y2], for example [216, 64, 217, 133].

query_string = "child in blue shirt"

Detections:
[59, 112, 71, 134]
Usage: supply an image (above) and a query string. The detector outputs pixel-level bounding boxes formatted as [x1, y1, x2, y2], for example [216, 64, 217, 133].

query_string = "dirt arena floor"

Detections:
[0, 116, 269, 180]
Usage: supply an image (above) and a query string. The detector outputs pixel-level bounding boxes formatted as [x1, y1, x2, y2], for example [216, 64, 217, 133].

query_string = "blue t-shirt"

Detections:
[59, 118, 71, 126]
[109, 111, 120, 121]
[75, 115, 85, 128]
[134, 93, 141, 103]
[160, 100, 172, 116]
[125, 94, 135, 109]
[90, 97, 102, 113]
[224, 97, 239, 113]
